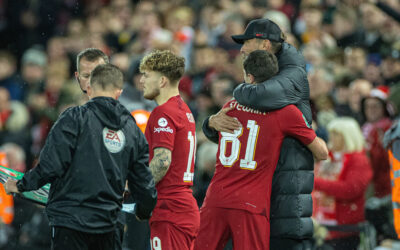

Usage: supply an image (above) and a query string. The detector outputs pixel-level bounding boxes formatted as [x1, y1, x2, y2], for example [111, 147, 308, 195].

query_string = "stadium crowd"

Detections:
[0, 0, 400, 249]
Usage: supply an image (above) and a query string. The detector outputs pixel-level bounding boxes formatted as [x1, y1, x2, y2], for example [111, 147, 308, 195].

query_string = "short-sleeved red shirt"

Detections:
[145, 95, 198, 223]
[202, 100, 316, 218]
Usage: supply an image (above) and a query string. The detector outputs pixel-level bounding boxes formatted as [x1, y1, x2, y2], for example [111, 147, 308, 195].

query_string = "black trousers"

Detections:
[270, 238, 313, 250]
[324, 236, 360, 250]
[114, 222, 124, 250]
[51, 226, 115, 250]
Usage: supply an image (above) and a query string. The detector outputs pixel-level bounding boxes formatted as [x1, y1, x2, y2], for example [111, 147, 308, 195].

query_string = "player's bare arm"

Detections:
[150, 147, 172, 184]
[307, 137, 329, 161]
[209, 106, 241, 134]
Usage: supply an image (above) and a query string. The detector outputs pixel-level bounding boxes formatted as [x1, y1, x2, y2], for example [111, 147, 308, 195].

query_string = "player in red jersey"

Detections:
[139, 50, 199, 250]
[194, 50, 328, 250]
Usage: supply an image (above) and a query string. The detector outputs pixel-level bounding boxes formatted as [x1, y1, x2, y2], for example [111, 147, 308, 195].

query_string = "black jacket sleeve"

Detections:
[202, 116, 219, 144]
[127, 128, 157, 220]
[233, 66, 304, 111]
[18, 108, 79, 192]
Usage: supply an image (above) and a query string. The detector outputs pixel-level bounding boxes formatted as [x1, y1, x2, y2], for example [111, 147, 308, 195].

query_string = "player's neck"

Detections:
[155, 87, 179, 105]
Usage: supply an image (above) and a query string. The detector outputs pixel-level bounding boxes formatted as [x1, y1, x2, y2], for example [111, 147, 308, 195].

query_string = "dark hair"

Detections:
[243, 50, 278, 83]
[90, 64, 123, 90]
[76, 48, 109, 72]
[0, 50, 16, 66]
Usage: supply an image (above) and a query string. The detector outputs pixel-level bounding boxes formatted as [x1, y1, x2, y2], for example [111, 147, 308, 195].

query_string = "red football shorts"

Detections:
[150, 221, 198, 250]
[194, 207, 269, 250]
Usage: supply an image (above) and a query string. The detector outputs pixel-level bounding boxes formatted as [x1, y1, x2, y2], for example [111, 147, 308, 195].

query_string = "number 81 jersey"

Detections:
[202, 100, 316, 217]
[145, 96, 197, 211]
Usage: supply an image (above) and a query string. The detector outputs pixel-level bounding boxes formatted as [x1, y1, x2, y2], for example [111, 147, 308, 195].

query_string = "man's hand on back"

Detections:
[209, 107, 242, 134]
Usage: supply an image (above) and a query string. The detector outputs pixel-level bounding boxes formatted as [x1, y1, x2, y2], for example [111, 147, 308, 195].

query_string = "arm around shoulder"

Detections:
[233, 68, 304, 111]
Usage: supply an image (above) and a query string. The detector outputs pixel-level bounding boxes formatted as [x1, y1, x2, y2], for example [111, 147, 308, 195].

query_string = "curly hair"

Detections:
[139, 50, 185, 83]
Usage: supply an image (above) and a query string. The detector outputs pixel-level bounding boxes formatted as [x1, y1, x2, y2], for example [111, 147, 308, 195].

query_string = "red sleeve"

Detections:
[147, 108, 176, 151]
[276, 105, 316, 145]
[314, 153, 373, 201]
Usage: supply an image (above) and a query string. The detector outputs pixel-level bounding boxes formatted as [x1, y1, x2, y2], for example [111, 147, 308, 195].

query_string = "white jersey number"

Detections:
[183, 131, 196, 182]
[219, 120, 260, 170]
[151, 236, 162, 250]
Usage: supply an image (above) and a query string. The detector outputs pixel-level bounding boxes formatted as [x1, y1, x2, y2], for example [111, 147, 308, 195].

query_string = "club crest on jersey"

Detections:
[186, 113, 195, 123]
[103, 128, 126, 153]
[158, 118, 168, 127]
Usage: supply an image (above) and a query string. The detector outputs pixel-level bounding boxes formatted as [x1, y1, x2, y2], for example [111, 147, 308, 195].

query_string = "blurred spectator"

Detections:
[0, 87, 29, 142]
[308, 66, 335, 104]
[361, 86, 393, 196]
[360, 3, 387, 53]
[361, 86, 394, 241]
[333, 74, 355, 117]
[348, 79, 373, 124]
[313, 117, 372, 250]
[332, 5, 364, 48]
[20, 46, 47, 101]
[209, 74, 235, 108]
[0, 51, 24, 101]
[263, 10, 291, 33]
[344, 47, 367, 78]
[360, 86, 394, 242]
[0, 143, 26, 173]
[380, 49, 400, 87]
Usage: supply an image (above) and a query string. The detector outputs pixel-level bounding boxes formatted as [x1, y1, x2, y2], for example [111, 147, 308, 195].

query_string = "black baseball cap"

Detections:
[231, 19, 284, 44]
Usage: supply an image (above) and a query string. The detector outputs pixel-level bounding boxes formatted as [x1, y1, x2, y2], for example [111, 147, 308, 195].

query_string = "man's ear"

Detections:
[75, 71, 79, 82]
[115, 89, 123, 99]
[261, 39, 272, 52]
[86, 84, 92, 98]
[159, 76, 168, 88]
[248, 74, 255, 84]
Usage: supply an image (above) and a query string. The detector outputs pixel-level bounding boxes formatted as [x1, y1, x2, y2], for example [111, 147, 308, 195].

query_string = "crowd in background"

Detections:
[0, 0, 400, 249]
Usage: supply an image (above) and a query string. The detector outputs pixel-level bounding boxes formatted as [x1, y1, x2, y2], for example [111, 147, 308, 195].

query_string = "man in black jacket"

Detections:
[75, 48, 129, 250]
[202, 19, 314, 249]
[5, 64, 157, 250]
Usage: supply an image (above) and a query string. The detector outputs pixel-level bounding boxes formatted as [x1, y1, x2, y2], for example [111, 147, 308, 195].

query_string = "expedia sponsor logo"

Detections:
[154, 127, 173, 133]
[103, 128, 126, 153]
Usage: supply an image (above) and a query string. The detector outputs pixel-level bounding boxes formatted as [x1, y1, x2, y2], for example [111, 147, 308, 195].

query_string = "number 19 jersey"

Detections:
[145, 95, 198, 224]
[202, 100, 316, 218]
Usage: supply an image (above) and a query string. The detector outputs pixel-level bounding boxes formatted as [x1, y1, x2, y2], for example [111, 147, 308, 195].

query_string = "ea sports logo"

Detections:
[103, 128, 126, 153]
[158, 118, 168, 127]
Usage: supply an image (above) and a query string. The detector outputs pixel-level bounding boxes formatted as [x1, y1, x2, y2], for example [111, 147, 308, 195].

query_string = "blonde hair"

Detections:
[327, 117, 365, 152]
[140, 50, 185, 83]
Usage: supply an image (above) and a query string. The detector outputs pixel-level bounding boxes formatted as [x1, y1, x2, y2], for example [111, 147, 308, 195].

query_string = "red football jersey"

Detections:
[145, 95, 198, 222]
[202, 100, 316, 217]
